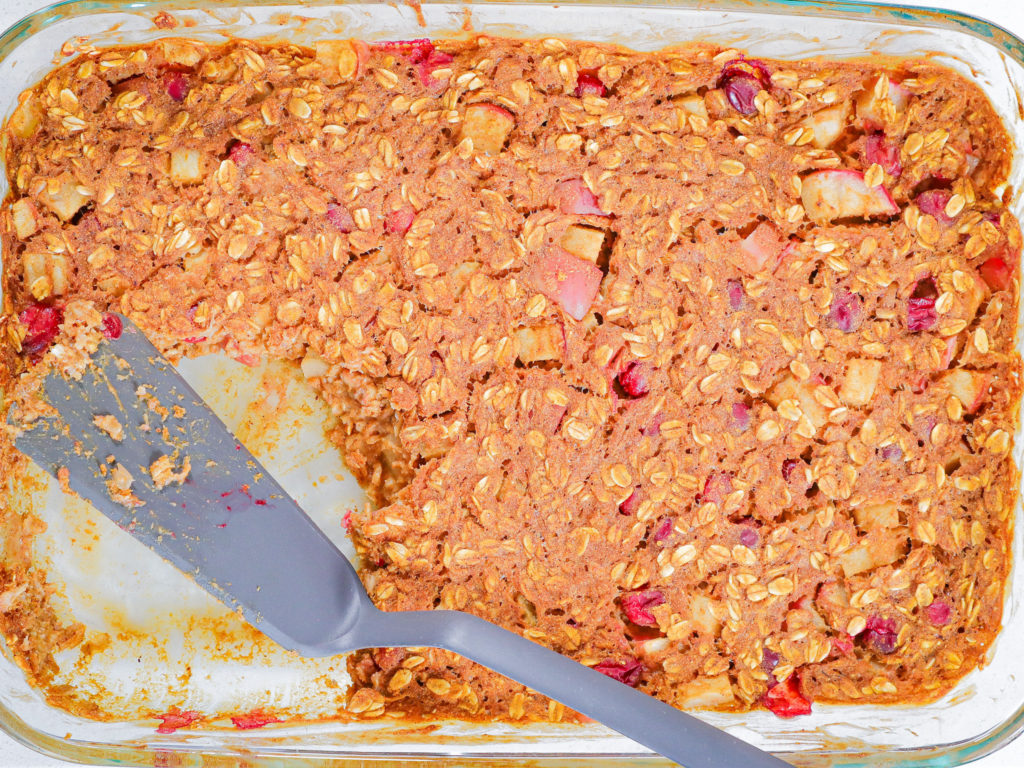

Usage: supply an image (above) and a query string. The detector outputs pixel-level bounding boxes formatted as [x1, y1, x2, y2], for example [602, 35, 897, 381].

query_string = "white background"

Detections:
[0, 0, 1022, 765]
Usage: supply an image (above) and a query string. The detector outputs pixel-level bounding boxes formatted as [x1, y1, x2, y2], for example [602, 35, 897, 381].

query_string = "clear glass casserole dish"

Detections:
[1, 0, 1023, 765]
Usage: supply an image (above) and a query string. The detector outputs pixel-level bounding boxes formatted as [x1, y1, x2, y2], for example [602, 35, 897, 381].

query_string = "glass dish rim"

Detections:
[1, 0, 1024, 765]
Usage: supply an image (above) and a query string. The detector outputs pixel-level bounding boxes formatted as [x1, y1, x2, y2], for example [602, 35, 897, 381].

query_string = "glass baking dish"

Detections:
[1, 0, 1024, 765]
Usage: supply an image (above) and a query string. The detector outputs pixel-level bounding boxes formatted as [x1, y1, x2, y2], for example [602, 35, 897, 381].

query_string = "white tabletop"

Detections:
[0, 0, 1022, 765]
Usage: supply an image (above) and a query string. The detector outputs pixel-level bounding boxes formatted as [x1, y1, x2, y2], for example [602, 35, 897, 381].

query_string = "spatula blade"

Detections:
[9, 317, 365, 655]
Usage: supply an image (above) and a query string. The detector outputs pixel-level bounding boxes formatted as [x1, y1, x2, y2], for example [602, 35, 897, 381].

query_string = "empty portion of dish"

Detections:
[0, 33, 1020, 725]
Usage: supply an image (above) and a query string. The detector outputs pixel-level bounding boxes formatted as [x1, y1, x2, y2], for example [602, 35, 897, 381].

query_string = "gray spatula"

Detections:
[10, 315, 790, 768]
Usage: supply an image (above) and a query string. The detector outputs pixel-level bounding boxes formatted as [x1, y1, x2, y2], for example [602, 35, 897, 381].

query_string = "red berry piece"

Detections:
[926, 600, 952, 626]
[831, 633, 855, 656]
[652, 517, 674, 542]
[620, 590, 665, 627]
[326, 203, 355, 233]
[385, 207, 415, 235]
[862, 615, 897, 654]
[880, 443, 903, 462]
[979, 255, 1012, 292]
[739, 526, 759, 548]
[731, 402, 751, 432]
[19, 303, 63, 361]
[763, 671, 812, 717]
[575, 71, 606, 97]
[618, 361, 651, 398]
[907, 276, 938, 332]
[593, 658, 644, 687]
[641, 412, 665, 437]
[699, 472, 733, 506]
[101, 313, 123, 339]
[228, 141, 256, 167]
[761, 648, 780, 674]
[829, 290, 863, 333]
[916, 189, 954, 223]
[727, 279, 745, 311]
[718, 58, 772, 116]
[618, 488, 640, 515]
[864, 132, 902, 177]
[165, 73, 189, 102]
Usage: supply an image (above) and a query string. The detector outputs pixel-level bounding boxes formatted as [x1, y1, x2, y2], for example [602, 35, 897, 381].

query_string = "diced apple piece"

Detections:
[961, 270, 986, 324]
[560, 224, 606, 263]
[461, 103, 514, 155]
[689, 595, 721, 635]
[159, 39, 204, 67]
[8, 96, 42, 139]
[678, 94, 709, 120]
[554, 179, 607, 216]
[515, 323, 564, 363]
[40, 172, 91, 222]
[840, 358, 882, 407]
[300, 350, 329, 379]
[840, 531, 908, 577]
[11, 199, 39, 239]
[800, 104, 849, 149]
[855, 75, 910, 128]
[677, 673, 735, 709]
[314, 39, 362, 81]
[801, 170, 898, 223]
[766, 374, 829, 430]
[853, 501, 899, 531]
[941, 368, 991, 413]
[169, 148, 204, 184]
[527, 248, 603, 322]
[732, 221, 785, 275]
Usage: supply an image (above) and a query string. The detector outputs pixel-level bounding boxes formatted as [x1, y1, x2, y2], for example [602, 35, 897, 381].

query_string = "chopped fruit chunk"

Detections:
[801, 169, 898, 223]
[8, 95, 42, 139]
[829, 290, 863, 333]
[940, 368, 991, 413]
[840, 358, 882, 407]
[739, 526, 759, 547]
[726, 279, 744, 311]
[300, 350, 329, 379]
[717, 58, 771, 115]
[19, 303, 63, 361]
[641, 412, 664, 436]
[515, 323, 564, 363]
[763, 672, 812, 718]
[460, 103, 514, 155]
[165, 73, 189, 102]
[652, 517, 674, 542]
[800, 104, 848, 148]
[839, 532, 908, 577]
[575, 71, 606, 97]
[927, 600, 952, 626]
[689, 595, 721, 635]
[677, 94, 708, 120]
[979, 256, 1013, 292]
[678, 674, 735, 709]
[169, 148, 204, 184]
[40, 172, 91, 221]
[855, 74, 910, 128]
[528, 248, 603, 321]
[554, 179, 606, 216]
[326, 203, 355, 233]
[853, 500, 898, 530]
[916, 189, 954, 223]
[593, 658, 644, 687]
[618, 488, 640, 515]
[618, 361, 651, 397]
[766, 374, 828, 430]
[385, 207, 415, 235]
[862, 615, 897, 654]
[907, 276, 938, 332]
[782, 458, 809, 492]
[699, 472, 733, 506]
[621, 589, 665, 626]
[559, 224, 606, 263]
[11, 199, 38, 239]
[831, 633, 855, 656]
[864, 132, 902, 177]
[228, 141, 256, 167]
[762, 648, 780, 673]
[732, 221, 785, 275]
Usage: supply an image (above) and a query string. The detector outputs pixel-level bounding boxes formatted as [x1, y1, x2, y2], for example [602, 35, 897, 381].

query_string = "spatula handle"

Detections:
[351, 607, 791, 768]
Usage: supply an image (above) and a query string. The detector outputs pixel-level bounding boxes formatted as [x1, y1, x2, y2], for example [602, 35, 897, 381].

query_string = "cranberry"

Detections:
[641, 412, 665, 437]
[385, 207, 415, 235]
[762, 648, 780, 674]
[228, 141, 256, 167]
[718, 59, 771, 116]
[727, 279, 745, 311]
[620, 590, 665, 626]
[926, 600, 951, 626]
[831, 633, 855, 656]
[916, 189, 954, 223]
[19, 303, 63, 361]
[880, 443, 903, 462]
[326, 203, 355, 233]
[699, 472, 733, 506]
[619, 488, 640, 515]
[165, 73, 189, 103]
[575, 71, 606, 98]
[101, 313, 123, 340]
[739, 527, 759, 548]
[652, 517, 674, 542]
[731, 402, 751, 432]
[618, 361, 651, 398]
[862, 615, 897, 654]
[782, 459, 809, 492]
[864, 133, 902, 177]
[763, 672, 812, 717]
[594, 658, 644, 687]
[830, 290, 863, 333]
[907, 276, 938, 332]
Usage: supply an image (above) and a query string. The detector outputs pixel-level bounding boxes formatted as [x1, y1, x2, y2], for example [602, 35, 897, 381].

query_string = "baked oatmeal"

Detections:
[0, 34, 1020, 724]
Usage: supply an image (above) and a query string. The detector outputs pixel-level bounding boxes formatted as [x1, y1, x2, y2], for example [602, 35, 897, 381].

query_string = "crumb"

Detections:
[106, 462, 143, 508]
[92, 414, 124, 442]
[148, 453, 191, 490]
